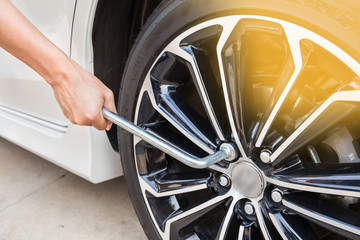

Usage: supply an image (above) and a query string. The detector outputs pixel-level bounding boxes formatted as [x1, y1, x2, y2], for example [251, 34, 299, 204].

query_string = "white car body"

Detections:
[0, 0, 122, 183]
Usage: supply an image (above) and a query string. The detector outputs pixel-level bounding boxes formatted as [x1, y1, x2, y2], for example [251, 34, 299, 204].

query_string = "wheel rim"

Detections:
[132, 15, 360, 239]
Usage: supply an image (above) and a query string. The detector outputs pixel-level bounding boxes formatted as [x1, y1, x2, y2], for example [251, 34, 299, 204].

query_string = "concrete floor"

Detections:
[0, 137, 146, 240]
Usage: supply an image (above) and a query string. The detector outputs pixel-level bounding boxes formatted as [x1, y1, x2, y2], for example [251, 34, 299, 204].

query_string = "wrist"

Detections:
[43, 53, 75, 87]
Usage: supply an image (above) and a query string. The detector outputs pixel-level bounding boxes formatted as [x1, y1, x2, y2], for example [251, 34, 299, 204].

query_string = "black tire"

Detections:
[118, 0, 360, 239]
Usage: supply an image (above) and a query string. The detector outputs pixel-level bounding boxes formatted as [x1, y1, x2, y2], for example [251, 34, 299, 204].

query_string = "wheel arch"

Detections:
[92, 0, 162, 151]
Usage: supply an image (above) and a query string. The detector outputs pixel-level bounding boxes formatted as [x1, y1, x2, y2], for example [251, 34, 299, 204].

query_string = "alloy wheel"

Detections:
[132, 15, 360, 239]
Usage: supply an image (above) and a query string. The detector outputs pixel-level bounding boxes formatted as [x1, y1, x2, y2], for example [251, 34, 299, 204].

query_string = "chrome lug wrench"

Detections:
[102, 108, 239, 169]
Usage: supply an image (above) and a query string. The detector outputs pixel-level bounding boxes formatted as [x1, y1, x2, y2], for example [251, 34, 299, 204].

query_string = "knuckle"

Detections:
[63, 111, 70, 120]
[105, 90, 114, 99]
[93, 121, 106, 131]
[74, 118, 86, 125]
[86, 111, 98, 122]
[97, 125, 106, 131]
[74, 114, 90, 125]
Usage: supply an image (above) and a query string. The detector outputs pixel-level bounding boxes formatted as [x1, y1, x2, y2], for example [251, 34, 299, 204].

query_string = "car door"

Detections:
[0, 0, 76, 126]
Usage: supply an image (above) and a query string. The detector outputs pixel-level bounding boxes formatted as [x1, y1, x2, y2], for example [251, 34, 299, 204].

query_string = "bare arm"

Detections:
[0, 0, 117, 130]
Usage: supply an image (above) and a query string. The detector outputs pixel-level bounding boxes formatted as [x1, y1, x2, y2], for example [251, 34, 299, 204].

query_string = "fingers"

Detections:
[106, 119, 112, 131]
[67, 88, 115, 131]
[91, 108, 108, 130]
[85, 88, 116, 131]
[103, 89, 116, 131]
[103, 89, 117, 113]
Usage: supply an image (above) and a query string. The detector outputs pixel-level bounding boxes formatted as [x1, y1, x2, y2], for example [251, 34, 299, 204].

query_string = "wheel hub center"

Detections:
[232, 162, 264, 198]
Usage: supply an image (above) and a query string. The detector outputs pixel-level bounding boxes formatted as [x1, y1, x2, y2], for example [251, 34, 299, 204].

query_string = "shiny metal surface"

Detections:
[307, 145, 321, 164]
[154, 171, 211, 194]
[283, 194, 360, 239]
[102, 108, 238, 169]
[267, 163, 360, 198]
[238, 225, 252, 240]
[260, 149, 272, 163]
[270, 91, 360, 163]
[244, 202, 255, 215]
[271, 189, 283, 203]
[174, 45, 226, 141]
[219, 174, 231, 187]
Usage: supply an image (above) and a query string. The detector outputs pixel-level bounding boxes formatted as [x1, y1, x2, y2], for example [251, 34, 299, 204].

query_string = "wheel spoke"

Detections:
[269, 211, 319, 240]
[164, 194, 231, 239]
[283, 192, 360, 239]
[253, 201, 281, 240]
[254, 203, 270, 240]
[179, 44, 226, 141]
[268, 162, 360, 198]
[255, 25, 303, 147]
[219, 18, 300, 151]
[143, 75, 217, 153]
[156, 85, 216, 150]
[238, 225, 251, 240]
[270, 90, 360, 163]
[216, 200, 237, 240]
[208, 162, 234, 176]
[216, 16, 247, 157]
[157, 28, 228, 142]
[155, 171, 210, 196]
[139, 170, 210, 198]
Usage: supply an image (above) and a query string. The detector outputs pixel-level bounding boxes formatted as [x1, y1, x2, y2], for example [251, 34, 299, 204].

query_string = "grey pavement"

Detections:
[0, 137, 146, 240]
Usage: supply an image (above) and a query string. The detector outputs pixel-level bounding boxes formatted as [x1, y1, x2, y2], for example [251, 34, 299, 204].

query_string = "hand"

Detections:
[50, 59, 117, 131]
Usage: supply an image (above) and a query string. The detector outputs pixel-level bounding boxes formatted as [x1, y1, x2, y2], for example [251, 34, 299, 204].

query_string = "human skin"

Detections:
[0, 0, 117, 130]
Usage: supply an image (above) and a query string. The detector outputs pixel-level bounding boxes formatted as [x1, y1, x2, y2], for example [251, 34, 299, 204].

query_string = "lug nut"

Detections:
[260, 149, 272, 163]
[218, 174, 230, 187]
[271, 189, 283, 203]
[244, 202, 255, 215]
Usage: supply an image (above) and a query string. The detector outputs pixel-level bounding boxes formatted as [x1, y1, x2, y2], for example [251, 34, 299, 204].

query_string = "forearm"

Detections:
[0, 0, 71, 85]
[0, 0, 116, 130]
